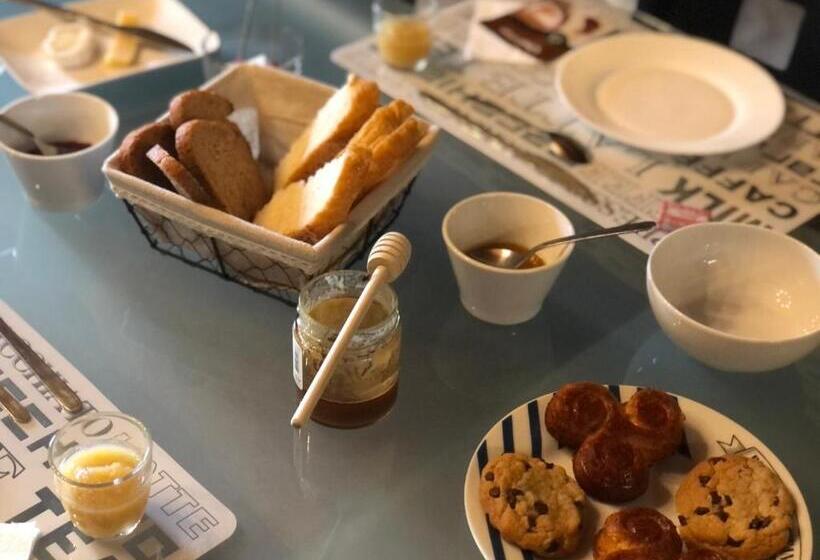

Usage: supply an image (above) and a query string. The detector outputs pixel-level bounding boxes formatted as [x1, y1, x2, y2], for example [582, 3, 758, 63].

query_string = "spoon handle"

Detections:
[518, 221, 656, 267]
[0, 114, 35, 139]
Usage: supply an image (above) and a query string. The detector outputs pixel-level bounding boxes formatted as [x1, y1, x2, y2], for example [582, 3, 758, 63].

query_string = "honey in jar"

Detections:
[293, 270, 401, 428]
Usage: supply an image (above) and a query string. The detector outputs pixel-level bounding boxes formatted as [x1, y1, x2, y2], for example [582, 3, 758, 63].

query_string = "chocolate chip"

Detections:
[699, 475, 711, 486]
[749, 516, 772, 530]
[724, 495, 733, 506]
[772, 497, 779, 506]
[710, 491, 721, 504]
[694, 507, 710, 515]
[489, 487, 500, 498]
[716, 511, 729, 522]
[507, 488, 523, 507]
[678, 515, 688, 526]
[484, 472, 495, 482]
[528, 515, 537, 529]
[726, 537, 744, 547]
[546, 541, 559, 553]
[524, 462, 531, 471]
[545, 462, 554, 469]
[534, 501, 549, 515]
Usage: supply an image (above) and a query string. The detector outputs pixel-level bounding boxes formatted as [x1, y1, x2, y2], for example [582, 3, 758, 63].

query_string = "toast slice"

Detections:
[349, 100, 414, 149]
[358, 117, 426, 197]
[176, 119, 268, 221]
[146, 144, 222, 209]
[255, 146, 371, 243]
[272, 74, 379, 192]
[169, 90, 234, 128]
[118, 122, 176, 190]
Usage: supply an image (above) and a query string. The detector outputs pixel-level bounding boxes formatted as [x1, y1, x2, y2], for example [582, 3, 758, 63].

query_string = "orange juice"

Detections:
[376, 16, 432, 70]
[55, 444, 150, 539]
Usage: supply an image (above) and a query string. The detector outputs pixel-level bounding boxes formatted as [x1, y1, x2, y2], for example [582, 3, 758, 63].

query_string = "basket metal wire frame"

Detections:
[122, 179, 416, 305]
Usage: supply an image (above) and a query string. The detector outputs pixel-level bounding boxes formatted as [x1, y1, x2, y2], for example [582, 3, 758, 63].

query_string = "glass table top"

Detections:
[0, 1, 817, 558]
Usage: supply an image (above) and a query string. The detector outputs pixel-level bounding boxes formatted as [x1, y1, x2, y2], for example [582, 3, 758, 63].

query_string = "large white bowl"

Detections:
[647, 223, 819, 372]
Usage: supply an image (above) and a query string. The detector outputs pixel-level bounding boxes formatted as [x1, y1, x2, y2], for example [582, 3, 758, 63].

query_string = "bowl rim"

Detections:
[647, 222, 820, 345]
[441, 191, 576, 276]
[0, 91, 119, 161]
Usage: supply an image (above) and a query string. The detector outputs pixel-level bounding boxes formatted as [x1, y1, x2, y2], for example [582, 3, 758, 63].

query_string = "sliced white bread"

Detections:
[255, 146, 372, 243]
[272, 74, 379, 192]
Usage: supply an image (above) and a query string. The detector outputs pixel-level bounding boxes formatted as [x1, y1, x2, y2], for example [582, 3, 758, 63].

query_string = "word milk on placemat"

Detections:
[332, 0, 820, 254]
[0, 301, 236, 560]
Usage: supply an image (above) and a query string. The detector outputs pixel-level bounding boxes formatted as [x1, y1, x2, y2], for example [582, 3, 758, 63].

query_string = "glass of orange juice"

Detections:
[49, 412, 152, 540]
[373, 0, 437, 71]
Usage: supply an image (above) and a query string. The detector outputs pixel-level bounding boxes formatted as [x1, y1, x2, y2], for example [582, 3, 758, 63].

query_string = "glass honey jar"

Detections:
[293, 270, 401, 428]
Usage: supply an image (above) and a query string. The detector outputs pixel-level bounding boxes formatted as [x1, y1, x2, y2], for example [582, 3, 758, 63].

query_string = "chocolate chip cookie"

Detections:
[676, 455, 795, 560]
[480, 453, 585, 557]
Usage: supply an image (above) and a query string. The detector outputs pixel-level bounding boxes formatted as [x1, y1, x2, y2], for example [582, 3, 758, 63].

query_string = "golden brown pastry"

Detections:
[622, 389, 685, 464]
[573, 425, 650, 503]
[545, 382, 619, 449]
[593, 508, 682, 560]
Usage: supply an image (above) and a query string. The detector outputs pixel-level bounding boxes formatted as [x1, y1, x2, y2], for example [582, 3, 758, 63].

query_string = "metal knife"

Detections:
[0, 318, 83, 414]
[418, 89, 598, 204]
[8, 0, 193, 52]
[0, 385, 31, 424]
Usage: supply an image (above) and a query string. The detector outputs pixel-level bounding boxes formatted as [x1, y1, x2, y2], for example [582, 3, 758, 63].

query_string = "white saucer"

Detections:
[555, 32, 785, 155]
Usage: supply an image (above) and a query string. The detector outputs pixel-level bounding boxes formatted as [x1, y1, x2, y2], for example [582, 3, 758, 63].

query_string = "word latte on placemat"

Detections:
[0, 300, 236, 560]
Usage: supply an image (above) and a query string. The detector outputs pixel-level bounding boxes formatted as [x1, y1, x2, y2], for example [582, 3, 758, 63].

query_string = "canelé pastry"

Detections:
[479, 453, 585, 558]
[545, 382, 619, 449]
[622, 389, 685, 464]
[593, 508, 682, 560]
[573, 424, 650, 503]
[676, 455, 795, 560]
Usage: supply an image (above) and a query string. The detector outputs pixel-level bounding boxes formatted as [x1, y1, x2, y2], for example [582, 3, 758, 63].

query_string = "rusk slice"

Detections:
[176, 119, 268, 221]
[146, 144, 221, 209]
[169, 90, 234, 128]
[118, 122, 176, 190]
[349, 100, 414, 149]
[273, 74, 379, 191]
[255, 146, 371, 243]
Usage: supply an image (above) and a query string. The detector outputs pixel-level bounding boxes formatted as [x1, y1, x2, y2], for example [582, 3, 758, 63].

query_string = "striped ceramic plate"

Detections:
[464, 385, 812, 560]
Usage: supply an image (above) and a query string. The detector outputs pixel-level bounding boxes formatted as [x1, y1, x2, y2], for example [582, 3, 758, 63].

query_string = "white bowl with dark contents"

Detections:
[0, 92, 118, 212]
[647, 223, 820, 372]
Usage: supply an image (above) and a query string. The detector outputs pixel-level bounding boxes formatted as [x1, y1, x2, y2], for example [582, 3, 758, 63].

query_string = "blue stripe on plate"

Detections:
[502, 415, 514, 453]
[522, 551, 534, 560]
[527, 400, 541, 458]
[608, 384, 621, 401]
[477, 441, 507, 560]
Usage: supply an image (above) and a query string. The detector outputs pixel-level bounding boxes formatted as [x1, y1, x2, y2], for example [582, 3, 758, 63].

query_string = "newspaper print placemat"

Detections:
[332, 0, 820, 254]
[0, 301, 237, 560]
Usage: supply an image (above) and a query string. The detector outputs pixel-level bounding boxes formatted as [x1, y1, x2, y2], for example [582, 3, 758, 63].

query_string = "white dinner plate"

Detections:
[0, 0, 219, 95]
[554, 32, 784, 155]
[464, 385, 812, 560]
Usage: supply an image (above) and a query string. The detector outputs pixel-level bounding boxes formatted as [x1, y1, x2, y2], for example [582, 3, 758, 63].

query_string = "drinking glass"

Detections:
[372, 0, 438, 71]
[49, 412, 153, 540]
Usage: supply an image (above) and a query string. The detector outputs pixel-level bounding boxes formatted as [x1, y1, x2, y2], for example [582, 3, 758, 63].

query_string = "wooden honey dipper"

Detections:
[290, 232, 411, 428]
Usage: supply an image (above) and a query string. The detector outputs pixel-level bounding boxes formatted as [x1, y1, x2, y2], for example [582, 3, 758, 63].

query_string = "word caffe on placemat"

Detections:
[0, 301, 236, 560]
[332, 0, 820, 254]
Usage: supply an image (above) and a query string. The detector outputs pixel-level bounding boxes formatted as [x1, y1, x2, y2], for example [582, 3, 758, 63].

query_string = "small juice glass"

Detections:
[49, 412, 152, 540]
[373, 0, 437, 71]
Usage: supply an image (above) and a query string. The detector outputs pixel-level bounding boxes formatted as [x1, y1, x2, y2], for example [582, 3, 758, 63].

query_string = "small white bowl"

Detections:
[0, 92, 119, 212]
[647, 223, 820, 372]
[442, 192, 574, 325]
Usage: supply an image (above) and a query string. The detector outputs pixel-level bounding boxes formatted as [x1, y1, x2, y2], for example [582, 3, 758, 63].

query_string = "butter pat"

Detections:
[103, 10, 140, 67]
[42, 21, 97, 69]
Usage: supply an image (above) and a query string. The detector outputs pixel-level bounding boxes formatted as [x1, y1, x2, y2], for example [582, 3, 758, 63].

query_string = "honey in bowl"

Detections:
[467, 241, 547, 269]
[376, 16, 432, 70]
[55, 443, 150, 539]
